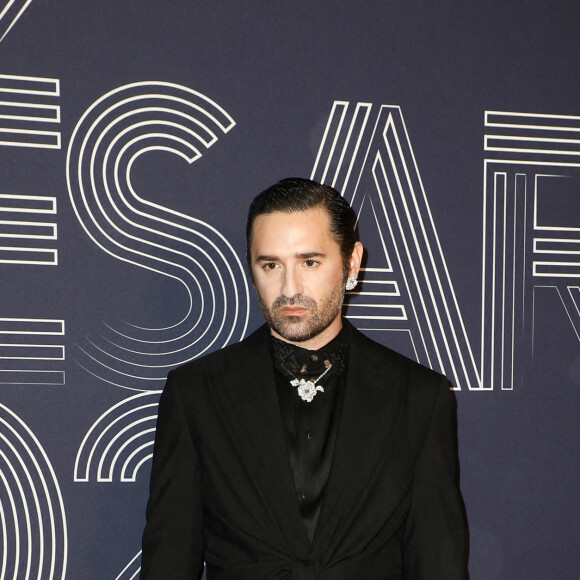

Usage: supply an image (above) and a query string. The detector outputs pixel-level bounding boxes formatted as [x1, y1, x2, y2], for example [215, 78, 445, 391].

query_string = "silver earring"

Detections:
[345, 276, 358, 291]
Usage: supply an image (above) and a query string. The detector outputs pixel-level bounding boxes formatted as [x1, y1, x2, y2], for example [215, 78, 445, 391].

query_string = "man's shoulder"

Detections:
[348, 321, 449, 388]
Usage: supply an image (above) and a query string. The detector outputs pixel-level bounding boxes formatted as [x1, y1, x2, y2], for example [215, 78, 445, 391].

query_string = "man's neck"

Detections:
[269, 316, 343, 351]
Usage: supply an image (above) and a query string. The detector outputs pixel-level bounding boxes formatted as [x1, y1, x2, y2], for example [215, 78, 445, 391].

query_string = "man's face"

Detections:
[250, 207, 361, 348]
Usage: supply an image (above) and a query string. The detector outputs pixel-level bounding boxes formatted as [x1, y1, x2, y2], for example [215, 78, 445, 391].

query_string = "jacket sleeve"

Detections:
[140, 370, 205, 579]
[403, 377, 469, 579]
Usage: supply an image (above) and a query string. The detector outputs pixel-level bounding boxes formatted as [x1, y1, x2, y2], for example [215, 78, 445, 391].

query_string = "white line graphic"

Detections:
[0, 1, 34, 42]
[0, 403, 67, 579]
[0, 74, 60, 148]
[0, 194, 58, 265]
[482, 110, 580, 388]
[74, 392, 160, 483]
[0, 318, 65, 385]
[115, 550, 142, 580]
[66, 81, 250, 391]
[313, 101, 480, 389]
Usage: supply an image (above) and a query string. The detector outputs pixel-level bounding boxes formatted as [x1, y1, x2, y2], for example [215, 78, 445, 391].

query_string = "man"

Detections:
[140, 178, 469, 579]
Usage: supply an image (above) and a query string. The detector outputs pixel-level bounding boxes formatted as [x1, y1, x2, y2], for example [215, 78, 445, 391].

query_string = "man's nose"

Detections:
[281, 267, 303, 298]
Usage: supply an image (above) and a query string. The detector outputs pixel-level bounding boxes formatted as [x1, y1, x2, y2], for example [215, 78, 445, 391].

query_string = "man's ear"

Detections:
[348, 241, 364, 277]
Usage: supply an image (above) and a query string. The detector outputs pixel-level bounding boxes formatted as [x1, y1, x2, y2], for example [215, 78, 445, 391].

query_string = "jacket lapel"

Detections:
[219, 325, 311, 556]
[216, 322, 408, 559]
[311, 323, 404, 553]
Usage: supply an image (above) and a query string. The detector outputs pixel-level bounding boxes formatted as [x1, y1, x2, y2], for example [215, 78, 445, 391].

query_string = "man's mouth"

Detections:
[280, 306, 308, 315]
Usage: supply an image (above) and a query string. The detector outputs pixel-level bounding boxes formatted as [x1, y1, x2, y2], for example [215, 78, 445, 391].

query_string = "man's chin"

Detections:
[274, 326, 311, 343]
[272, 319, 316, 343]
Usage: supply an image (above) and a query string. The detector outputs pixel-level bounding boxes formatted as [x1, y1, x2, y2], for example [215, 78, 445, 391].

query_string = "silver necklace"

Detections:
[290, 363, 333, 403]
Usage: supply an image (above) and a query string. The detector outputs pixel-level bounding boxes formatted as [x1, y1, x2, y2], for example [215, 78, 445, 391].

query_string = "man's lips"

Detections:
[280, 306, 308, 315]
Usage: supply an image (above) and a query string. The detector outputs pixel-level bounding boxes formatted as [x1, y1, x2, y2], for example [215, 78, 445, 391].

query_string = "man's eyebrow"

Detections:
[255, 254, 279, 262]
[297, 252, 326, 259]
[254, 252, 326, 262]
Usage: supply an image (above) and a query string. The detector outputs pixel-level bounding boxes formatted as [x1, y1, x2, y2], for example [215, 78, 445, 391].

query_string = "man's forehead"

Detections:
[252, 207, 330, 231]
[252, 208, 329, 236]
[250, 208, 337, 253]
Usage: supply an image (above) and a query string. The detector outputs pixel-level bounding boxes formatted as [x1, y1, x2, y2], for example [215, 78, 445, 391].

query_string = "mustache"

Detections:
[272, 295, 316, 308]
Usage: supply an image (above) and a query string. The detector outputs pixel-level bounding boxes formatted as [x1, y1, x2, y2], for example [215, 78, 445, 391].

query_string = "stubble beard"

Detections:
[257, 284, 346, 343]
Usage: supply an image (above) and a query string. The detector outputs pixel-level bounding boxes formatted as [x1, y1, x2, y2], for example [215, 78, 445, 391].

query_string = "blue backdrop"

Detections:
[1, 1, 579, 578]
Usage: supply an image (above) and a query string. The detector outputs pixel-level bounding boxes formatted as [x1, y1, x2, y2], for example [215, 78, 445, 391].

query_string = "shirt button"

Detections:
[310, 353, 318, 361]
[306, 432, 311, 439]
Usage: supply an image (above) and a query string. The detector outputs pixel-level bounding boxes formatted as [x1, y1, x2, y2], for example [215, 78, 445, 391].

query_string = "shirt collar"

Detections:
[269, 324, 349, 380]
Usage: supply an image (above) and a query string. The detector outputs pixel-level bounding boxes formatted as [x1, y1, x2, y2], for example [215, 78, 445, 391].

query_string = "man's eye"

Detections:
[263, 262, 277, 270]
[304, 259, 318, 267]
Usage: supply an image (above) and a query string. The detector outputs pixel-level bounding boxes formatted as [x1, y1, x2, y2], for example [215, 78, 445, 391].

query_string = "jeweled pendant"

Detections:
[290, 378, 324, 402]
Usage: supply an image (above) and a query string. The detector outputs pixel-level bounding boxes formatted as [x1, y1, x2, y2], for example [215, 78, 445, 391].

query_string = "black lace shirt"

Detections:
[269, 326, 349, 542]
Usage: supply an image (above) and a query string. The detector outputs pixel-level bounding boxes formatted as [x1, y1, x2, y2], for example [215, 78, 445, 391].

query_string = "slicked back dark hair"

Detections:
[246, 177, 359, 276]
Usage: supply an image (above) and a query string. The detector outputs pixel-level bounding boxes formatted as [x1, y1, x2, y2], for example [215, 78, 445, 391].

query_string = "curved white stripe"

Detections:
[116, 439, 155, 482]
[75, 345, 167, 380]
[0, 467, 19, 580]
[97, 420, 156, 482]
[72, 358, 162, 391]
[0, 492, 8, 580]
[74, 394, 159, 482]
[0, 436, 39, 580]
[67, 82, 249, 389]
[0, 404, 67, 579]
[122, 451, 154, 483]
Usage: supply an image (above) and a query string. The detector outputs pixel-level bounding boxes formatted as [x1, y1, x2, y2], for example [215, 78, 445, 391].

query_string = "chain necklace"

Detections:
[289, 363, 333, 403]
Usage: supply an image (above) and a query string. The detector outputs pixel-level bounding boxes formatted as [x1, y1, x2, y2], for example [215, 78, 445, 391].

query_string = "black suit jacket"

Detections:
[140, 321, 468, 579]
